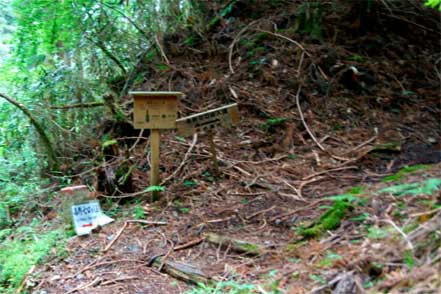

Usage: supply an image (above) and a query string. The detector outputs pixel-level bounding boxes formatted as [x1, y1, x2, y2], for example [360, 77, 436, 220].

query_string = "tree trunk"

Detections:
[0, 93, 59, 170]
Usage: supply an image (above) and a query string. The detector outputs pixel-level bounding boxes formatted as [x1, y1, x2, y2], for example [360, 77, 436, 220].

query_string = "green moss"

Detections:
[348, 186, 364, 195]
[318, 252, 342, 268]
[261, 117, 287, 131]
[239, 242, 260, 254]
[286, 241, 306, 252]
[372, 142, 402, 152]
[298, 200, 351, 238]
[382, 164, 430, 182]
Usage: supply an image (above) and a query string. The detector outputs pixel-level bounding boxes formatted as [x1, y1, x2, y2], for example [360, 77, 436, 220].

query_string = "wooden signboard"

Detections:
[130, 91, 182, 200]
[176, 103, 240, 136]
[131, 91, 181, 129]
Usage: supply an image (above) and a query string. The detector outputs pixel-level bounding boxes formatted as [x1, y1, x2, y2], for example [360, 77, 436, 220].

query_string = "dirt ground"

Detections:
[28, 1, 441, 293]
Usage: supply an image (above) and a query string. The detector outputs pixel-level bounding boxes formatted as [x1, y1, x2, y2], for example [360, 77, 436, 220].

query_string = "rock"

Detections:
[333, 272, 357, 294]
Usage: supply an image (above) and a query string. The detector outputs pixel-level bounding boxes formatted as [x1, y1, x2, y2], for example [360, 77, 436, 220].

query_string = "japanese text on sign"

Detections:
[176, 103, 240, 136]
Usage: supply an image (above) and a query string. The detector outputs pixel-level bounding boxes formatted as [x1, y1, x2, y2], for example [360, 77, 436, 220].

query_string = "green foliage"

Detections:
[183, 180, 198, 188]
[145, 185, 165, 192]
[309, 274, 326, 284]
[425, 0, 441, 10]
[318, 252, 342, 268]
[378, 178, 441, 196]
[382, 164, 430, 182]
[102, 139, 118, 149]
[367, 226, 393, 239]
[261, 118, 287, 131]
[188, 281, 256, 294]
[0, 146, 45, 219]
[294, 2, 323, 40]
[187, 278, 282, 294]
[403, 250, 415, 269]
[298, 200, 352, 238]
[0, 225, 65, 293]
[132, 204, 145, 220]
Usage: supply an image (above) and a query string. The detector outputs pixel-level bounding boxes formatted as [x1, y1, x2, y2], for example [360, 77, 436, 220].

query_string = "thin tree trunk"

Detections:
[0, 93, 59, 170]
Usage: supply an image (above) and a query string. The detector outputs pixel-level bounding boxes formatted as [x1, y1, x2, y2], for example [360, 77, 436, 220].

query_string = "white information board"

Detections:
[71, 201, 113, 235]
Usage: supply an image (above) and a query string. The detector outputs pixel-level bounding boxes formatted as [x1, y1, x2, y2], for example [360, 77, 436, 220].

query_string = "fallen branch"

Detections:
[50, 102, 104, 109]
[149, 257, 209, 284]
[382, 218, 414, 251]
[302, 166, 358, 181]
[103, 221, 128, 252]
[103, 220, 167, 252]
[65, 277, 101, 294]
[155, 33, 170, 65]
[295, 86, 327, 152]
[246, 205, 276, 220]
[100, 276, 139, 286]
[174, 238, 203, 251]
[125, 219, 168, 225]
[298, 176, 325, 199]
[203, 232, 265, 255]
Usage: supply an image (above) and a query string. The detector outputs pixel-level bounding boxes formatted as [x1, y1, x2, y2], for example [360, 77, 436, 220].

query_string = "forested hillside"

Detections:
[0, 1, 440, 293]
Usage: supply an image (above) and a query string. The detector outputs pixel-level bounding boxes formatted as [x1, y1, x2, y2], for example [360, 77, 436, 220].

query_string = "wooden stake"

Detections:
[207, 130, 219, 175]
[150, 129, 161, 201]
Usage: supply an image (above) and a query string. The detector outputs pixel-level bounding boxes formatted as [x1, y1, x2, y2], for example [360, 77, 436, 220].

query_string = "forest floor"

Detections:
[17, 1, 441, 293]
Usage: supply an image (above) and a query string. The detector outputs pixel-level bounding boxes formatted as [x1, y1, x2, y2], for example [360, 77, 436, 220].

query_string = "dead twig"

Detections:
[410, 207, 441, 217]
[380, 13, 439, 34]
[295, 86, 327, 152]
[103, 221, 128, 252]
[281, 179, 305, 201]
[65, 277, 101, 294]
[159, 240, 175, 272]
[229, 20, 260, 74]
[302, 166, 358, 181]
[341, 135, 377, 155]
[72, 259, 145, 277]
[155, 34, 170, 65]
[298, 176, 325, 199]
[125, 219, 168, 225]
[382, 218, 414, 251]
[246, 205, 276, 220]
[129, 129, 145, 153]
[100, 276, 139, 286]
[270, 197, 328, 222]
[256, 29, 328, 80]
[174, 238, 203, 251]
[16, 265, 36, 294]
[161, 133, 198, 185]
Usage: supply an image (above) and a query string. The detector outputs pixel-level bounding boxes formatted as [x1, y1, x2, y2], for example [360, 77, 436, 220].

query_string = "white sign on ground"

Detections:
[71, 201, 113, 235]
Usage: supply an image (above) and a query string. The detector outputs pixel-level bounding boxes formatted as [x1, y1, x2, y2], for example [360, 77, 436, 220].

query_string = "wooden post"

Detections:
[150, 129, 161, 201]
[207, 130, 219, 175]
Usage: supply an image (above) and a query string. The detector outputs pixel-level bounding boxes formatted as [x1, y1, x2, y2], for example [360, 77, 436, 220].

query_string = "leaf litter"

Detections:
[29, 1, 441, 293]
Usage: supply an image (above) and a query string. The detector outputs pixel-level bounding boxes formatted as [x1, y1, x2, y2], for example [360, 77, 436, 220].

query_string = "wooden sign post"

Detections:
[130, 91, 182, 200]
[176, 103, 240, 173]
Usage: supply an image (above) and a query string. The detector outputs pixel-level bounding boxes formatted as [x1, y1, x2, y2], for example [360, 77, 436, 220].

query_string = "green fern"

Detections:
[145, 185, 165, 192]
[425, 0, 441, 10]
[378, 178, 441, 196]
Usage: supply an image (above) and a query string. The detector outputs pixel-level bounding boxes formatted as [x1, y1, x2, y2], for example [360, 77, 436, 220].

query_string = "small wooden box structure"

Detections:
[130, 91, 182, 129]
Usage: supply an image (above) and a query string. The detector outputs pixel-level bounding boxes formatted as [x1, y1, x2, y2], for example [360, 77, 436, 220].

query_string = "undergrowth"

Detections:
[0, 140, 68, 293]
[0, 224, 68, 293]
